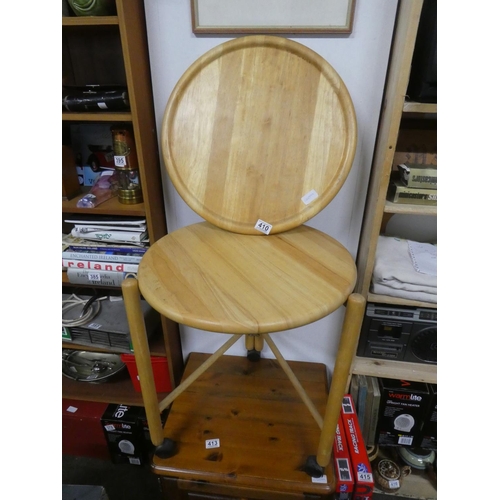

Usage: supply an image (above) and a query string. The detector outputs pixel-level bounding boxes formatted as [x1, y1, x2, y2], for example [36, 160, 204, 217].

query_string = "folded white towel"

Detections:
[371, 281, 437, 303]
[373, 236, 437, 290]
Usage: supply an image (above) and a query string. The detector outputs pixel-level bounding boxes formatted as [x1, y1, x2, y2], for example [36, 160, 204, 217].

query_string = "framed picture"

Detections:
[190, 0, 356, 34]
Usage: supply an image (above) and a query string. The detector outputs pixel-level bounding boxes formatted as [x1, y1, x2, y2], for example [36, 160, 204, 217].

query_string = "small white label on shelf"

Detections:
[97, 102, 108, 110]
[254, 219, 272, 234]
[104, 424, 115, 431]
[311, 475, 327, 484]
[87, 323, 102, 330]
[302, 189, 319, 205]
[205, 438, 220, 449]
[389, 480, 400, 489]
[66, 406, 78, 413]
[88, 273, 101, 282]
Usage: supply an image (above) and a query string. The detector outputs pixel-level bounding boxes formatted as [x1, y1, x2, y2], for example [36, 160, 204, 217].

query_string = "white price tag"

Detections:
[205, 438, 220, 449]
[311, 475, 327, 484]
[87, 323, 102, 330]
[389, 480, 400, 489]
[66, 406, 78, 413]
[88, 273, 101, 282]
[104, 424, 115, 431]
[301, 189, 319, 205]
[114, 155, 127, 167]
[398, 435, 413, 446]
[254, 219, 272, 235]
[357, 472, 373, 482]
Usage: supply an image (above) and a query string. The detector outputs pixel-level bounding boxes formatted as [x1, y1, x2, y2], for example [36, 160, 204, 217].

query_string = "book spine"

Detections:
[68, 245, 146, 254]
[362, 377, 375, 446]
[66, 268, 137, 287]
[357, 375, 368, 434]
[62, 259, 138, 273]
[367, 377, 381, 447]
[71, 228, 145, 243]
[62, 251, 143, 264]
[73, 224, 146, 232]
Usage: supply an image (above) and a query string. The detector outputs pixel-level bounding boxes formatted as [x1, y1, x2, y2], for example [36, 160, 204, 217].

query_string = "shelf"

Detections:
[62, 16, 119, 26]
[367, 292, 437, 309]
[351, 356, 436, 384]
[384, 200, 436, 216]
[62, 111, 132, 122]
[402, 101, 437, 114]
[62, 330, 167, 357]
[373, 448, 437, 500]
[62, 373, 169, 406]
[62, 195, 146, 216]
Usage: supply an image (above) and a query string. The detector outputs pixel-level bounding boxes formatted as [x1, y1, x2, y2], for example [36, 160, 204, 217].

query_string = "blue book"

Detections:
[356, 375, 368, 436]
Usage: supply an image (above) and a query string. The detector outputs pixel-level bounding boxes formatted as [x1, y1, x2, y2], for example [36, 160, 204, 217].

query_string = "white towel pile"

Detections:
[371, 236, 437, 303]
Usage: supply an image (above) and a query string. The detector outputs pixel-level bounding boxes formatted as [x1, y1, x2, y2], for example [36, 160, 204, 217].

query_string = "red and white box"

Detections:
[340, 394, 374, 500]
[333, 417, 354, 500]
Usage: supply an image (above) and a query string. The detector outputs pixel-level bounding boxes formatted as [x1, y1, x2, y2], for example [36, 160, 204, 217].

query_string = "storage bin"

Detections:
[121, 354, 172, 393]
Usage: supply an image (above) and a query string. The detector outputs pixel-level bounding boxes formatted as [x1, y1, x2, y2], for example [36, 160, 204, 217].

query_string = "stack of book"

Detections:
[62, 216, 148, 287]
[349, 374, 381, 448]
[387, 162, 437, 206]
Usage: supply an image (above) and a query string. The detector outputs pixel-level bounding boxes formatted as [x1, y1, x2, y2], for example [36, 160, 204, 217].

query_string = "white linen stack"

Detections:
[372, 235, 437, 303]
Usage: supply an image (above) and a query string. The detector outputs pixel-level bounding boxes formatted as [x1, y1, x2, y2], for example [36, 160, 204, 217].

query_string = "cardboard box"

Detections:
[76, 165, 103, 186]
[376, 379, 430, 447]
[62, 399, 109, 459]
[101, 404, 150, 465]
[397, 163, 437, 189]
[341, 395, 374, 500]
[387, 180, 437, 206]
[333, 418, 355, 500]
[418, 384, 437, 450]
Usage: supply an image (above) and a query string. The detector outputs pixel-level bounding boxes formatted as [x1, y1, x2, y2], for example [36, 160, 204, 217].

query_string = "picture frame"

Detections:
[190, 0, 356, 34]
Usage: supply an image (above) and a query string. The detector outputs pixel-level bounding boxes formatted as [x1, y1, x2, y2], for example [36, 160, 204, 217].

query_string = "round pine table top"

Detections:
[138, 222, 356, 334]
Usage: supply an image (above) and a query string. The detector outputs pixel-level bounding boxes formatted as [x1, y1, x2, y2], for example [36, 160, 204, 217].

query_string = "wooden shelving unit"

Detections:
[62, 1, 184, 408]
[353, 0, 437, 384]
[351, 2, 437, 498]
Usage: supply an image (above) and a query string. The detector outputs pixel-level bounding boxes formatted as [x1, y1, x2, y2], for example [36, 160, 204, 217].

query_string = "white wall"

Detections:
[143, 0, 398, 372]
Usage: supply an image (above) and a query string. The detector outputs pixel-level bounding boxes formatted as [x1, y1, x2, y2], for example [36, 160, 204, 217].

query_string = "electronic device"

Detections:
[62, 293, 160, 352]
[357, 303, 437, 364]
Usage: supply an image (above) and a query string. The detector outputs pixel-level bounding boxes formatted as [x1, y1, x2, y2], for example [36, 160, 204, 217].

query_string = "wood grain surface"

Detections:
[138, 222, 356, 334]
[152, 352, 336, 496]
[162, 35, 357, 234]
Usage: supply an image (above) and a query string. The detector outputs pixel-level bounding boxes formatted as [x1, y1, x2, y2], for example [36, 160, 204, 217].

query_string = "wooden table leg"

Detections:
[315, 293, 366, 468]
[122, 278, 164, 446]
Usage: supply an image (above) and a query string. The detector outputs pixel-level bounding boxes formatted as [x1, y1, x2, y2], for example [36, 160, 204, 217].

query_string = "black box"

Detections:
[101, 404, 150, 465]
[376, 379, 430, 447]
[418, 384, 437, 450]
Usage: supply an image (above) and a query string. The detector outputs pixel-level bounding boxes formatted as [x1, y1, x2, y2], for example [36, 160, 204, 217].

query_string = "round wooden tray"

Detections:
[162, 35, 357, 234]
